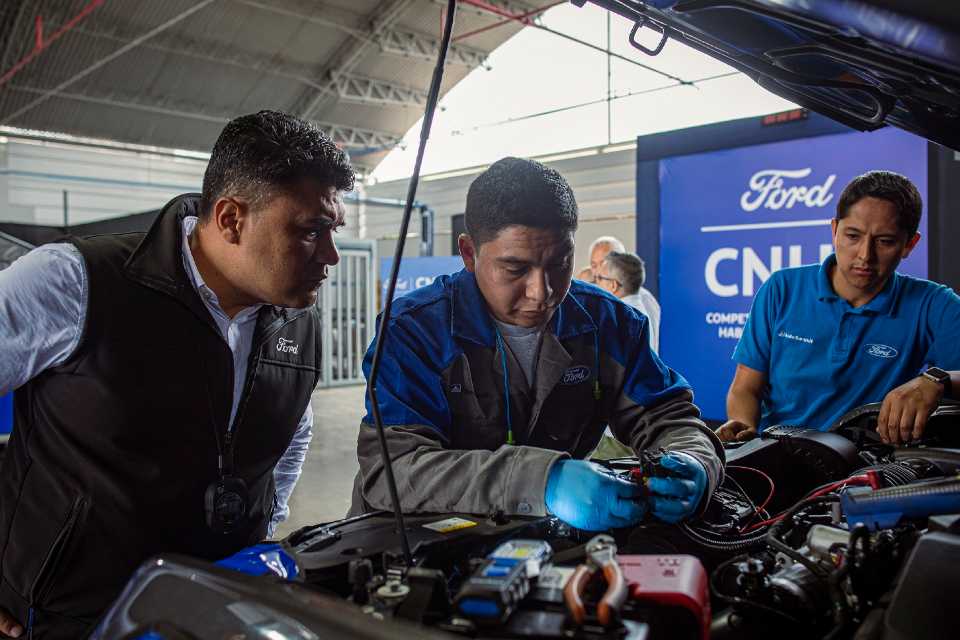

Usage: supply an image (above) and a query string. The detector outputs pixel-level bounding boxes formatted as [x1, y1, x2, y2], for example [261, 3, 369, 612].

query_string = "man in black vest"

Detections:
[0, 111, 354, 637]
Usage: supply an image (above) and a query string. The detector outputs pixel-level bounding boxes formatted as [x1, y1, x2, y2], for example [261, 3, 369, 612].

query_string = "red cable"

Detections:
[727, 465, 776, 526]
[741, 474, 876, 533]
[453, 1, 565, 42]
[0, 0, 106, 89]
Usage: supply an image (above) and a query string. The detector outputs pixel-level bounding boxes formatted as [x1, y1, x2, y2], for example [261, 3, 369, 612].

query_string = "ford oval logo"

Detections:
[561, 366, 591, 385]
[865, 343, 898, 359]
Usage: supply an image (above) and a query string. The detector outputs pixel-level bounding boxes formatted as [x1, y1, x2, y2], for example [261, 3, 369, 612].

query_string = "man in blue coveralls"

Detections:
[716, 171, 960, 446]
[350, 157, 724, 532]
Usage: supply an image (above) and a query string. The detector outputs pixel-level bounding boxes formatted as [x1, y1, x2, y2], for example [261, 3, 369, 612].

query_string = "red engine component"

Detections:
[619, 554, 710, 640]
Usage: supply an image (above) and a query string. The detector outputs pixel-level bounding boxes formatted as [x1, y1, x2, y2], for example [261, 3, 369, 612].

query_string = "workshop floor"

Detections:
[274, 384, 366, 538]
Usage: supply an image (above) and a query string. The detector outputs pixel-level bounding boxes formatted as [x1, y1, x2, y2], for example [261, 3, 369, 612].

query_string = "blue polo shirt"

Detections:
[734, 255, 960, 431]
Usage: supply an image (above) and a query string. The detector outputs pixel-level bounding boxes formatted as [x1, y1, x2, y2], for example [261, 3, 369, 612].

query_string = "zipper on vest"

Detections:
[30, 496, 86, 606]
[226, 314, 308, 471]
[222, 430, 234, 475]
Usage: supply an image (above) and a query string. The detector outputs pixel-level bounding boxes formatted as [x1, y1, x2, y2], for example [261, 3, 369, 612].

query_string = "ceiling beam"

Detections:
[333, 73, 427, 108]
[376, 27, 488, 68]
[230, 0, 490, 118]
[8, 83, 402, 151]
[68, 22, 326, 90]
[313, 120, 402, 150]
[292, 0, 418, 119]
[10, 83, 234, 124]
[64, 21, 428, 107]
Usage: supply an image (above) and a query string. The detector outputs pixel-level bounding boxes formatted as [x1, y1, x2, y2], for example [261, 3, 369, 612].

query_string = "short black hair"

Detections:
[464, 157, 578, 245]
[835, 170, 922, 238]
[200, 110, 355, 218]
[604, 251, 645, 295]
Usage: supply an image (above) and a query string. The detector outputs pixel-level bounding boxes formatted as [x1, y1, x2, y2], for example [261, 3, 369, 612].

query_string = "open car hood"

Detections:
[583, 0, 960, 149]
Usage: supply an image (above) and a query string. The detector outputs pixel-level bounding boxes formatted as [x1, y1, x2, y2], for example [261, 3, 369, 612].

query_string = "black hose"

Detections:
[766, 495, 839, 581]
[679, 523, 769, 552]
[709, 554, 805, 625]
[365, 0, 458, 568]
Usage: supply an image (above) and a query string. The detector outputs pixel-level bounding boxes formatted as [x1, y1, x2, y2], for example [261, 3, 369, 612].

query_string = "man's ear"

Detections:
[902, 232, 921, 258]
[830, 218, 840, 251]
[211, 197, 248, 245]
[459, 234, 478, 272]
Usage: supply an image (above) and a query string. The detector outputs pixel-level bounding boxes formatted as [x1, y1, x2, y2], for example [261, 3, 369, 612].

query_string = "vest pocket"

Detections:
[29, 496, 87, 606]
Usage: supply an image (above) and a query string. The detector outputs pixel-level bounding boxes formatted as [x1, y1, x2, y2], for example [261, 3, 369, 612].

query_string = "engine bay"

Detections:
[92, 403, 960, 640]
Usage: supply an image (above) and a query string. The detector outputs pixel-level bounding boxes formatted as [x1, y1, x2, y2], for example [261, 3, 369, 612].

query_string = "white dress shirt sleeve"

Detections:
[269, 401, 314, 535]
[0, 243, 87, 395]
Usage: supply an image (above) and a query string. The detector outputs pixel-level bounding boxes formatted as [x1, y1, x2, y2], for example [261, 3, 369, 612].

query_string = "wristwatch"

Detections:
[921, 366, 952, 397]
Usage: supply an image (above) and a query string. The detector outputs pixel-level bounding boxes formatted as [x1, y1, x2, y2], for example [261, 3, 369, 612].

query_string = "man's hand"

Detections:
[545, 460, 645, 531]
[715, 419, 757, 442]
[721, 365, 764, 443]
[646, 452, 708, 523]
[877, 376, 944, 445]
[0, 607, 23, 638]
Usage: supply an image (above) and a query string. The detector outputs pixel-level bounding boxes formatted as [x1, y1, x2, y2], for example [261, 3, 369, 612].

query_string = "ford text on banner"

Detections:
[659, 128, 928, 421]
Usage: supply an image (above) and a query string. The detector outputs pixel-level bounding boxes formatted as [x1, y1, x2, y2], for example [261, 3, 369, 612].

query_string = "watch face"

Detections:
[924, 367, 950, 383]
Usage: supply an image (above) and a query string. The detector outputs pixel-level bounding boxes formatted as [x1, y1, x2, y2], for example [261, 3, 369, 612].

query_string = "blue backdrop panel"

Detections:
[380, 256, 464, 308]
[659, 127, 928, 421]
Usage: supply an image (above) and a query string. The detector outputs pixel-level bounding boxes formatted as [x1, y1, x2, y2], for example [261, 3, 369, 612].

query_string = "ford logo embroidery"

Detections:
[865, 343, 898, 359]
[561, 366, 590, 385]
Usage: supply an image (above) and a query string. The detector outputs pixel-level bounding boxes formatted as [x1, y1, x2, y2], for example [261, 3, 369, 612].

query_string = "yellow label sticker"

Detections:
[423, 517, 477, 533]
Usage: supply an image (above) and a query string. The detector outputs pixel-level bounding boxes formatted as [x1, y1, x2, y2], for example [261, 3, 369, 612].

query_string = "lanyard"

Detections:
[493, 309, 602, 446]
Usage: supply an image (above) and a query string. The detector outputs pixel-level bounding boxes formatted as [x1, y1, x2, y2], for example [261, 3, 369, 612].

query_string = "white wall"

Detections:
[0, 136, 206, 226]
[0, 134, 644, 275]
[364, 143, 642, 271]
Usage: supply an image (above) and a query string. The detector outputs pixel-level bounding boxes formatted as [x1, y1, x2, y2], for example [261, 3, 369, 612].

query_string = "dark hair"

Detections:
[200, 110, 355, 218]
[835, 170, 922, 237]
[604, 251, 645, 295]
[464, 157, 578, 245]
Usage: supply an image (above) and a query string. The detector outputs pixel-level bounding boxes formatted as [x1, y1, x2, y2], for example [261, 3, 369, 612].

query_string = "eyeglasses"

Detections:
[594, 274, 620, 288]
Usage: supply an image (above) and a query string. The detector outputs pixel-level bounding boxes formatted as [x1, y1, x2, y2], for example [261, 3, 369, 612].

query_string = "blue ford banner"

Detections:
[659, 128, 928, 421]
[380, 256, 464, 308]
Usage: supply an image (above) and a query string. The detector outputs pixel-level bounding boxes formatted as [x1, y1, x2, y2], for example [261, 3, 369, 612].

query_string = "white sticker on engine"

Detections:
[422, 517, 477, 533]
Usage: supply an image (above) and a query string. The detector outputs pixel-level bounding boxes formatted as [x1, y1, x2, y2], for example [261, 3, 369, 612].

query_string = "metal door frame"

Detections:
[319, 239, 376, 387]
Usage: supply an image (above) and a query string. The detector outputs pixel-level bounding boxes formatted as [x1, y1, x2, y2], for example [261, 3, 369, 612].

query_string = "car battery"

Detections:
[454, 539, 553, 624]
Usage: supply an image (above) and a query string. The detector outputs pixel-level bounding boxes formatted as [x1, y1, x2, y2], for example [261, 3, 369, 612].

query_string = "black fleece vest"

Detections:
[0, 194, 321, 636]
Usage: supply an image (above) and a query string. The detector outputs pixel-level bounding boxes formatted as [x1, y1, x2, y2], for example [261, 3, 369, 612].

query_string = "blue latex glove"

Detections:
[647, 451, 708, 523]
[215, 543, 299, 580]
[545, 460, 646, 531]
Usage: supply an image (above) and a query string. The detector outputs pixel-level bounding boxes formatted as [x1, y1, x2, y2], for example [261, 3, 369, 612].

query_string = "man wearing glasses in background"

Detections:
[594, 250, 660, 353]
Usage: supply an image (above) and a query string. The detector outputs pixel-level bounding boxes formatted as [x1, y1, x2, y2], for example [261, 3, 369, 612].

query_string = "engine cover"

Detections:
[884, 531, 960, 640]
[725, 427, 859, 512]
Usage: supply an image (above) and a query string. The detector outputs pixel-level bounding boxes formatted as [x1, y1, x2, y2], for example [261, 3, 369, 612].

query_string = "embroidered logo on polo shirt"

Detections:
[276, 337, 299, 355]
[561, 366, 591, 385]
[777, 330, 814, 345]
[865, 343, 898, 359]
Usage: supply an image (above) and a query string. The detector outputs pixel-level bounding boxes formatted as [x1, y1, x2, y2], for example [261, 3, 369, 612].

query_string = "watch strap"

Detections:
[922, 366, 952, 397]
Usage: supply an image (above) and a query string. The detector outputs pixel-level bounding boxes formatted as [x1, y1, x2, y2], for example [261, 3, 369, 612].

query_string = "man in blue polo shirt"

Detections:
[716, 171, 960, 446]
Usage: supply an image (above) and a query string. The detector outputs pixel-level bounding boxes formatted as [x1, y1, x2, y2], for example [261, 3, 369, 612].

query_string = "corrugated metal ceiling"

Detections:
[0, 0, 543, 172]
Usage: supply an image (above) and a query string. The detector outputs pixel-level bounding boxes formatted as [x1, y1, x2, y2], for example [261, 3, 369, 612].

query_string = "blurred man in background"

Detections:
[595, 251, 660, 353]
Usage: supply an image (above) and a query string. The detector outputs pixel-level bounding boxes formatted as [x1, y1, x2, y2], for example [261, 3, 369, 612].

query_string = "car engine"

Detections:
[91, 403, 960, 640]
